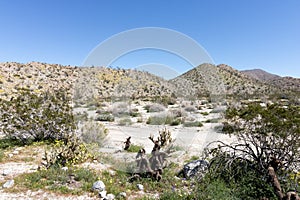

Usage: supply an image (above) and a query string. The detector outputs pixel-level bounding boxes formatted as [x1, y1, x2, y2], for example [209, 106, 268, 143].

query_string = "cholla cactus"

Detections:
[41, 134, 91, 169]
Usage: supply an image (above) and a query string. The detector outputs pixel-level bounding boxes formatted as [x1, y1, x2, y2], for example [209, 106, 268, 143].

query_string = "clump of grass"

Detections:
[205, 118, 220, 123]
[118, 118, 133, 126]
[126, 144, 144, 153]
[0, 150, 5, 162]
[146, 114, 181, 126]
[144, 103, 165, 112]
[74, 111, 88, 122]
[183, 121, 203, 127]
[95, 114, 115, 122]
[200, 112, 209, 116]
[12, 166, 99, 195]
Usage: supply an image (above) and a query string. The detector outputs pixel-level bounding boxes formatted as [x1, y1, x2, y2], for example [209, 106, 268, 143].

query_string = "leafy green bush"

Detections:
[0, 89, 75, 144]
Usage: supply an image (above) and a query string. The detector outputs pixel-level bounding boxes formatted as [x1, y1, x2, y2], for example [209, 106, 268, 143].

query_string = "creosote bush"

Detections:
[0, 89, 75, 144]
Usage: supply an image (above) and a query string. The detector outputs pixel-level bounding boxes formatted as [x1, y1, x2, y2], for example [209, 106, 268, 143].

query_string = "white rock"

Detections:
[61, 167, 68, 171]
[99, 190, 107, 198]
[12, 150, 19, 155]
[3, 179, 14, 188]
[118, 192, 126, 198]
[137, 183, 144, 191]
[106, 193, 115, 200]
[8, 153, 13, 158]
[92, 180, 105, 191]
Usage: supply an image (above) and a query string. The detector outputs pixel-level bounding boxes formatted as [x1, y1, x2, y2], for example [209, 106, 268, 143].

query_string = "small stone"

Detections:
[3, 179, 14, 188]
[137, 184, 144, 191]
[118, 192, 126, 198]
[8, 153, 13, 158]
[108, 170, 116, 176]
[99, 190, 107, 198]
[61, 167, 68, 171]
[92, 180, 105, 191]
[12, 150, 19, 155]
[106, 193, 115, 200]
[41, 160, 48, 166]
[2, 169, 10, 176]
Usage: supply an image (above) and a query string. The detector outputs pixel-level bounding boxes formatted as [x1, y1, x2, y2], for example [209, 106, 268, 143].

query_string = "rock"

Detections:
[61, 166, 68, 171]
[108, 170, 116, 176]
[118, 192, 127, 198]
[8, 153, 13, 158]
[99, 190, 107, 198]
[137, 184, 144, 191]
[12, 150, 19, 155]
[183, 159, 209, 179]
[106, 193, 115, 200]
[3, 179, 14, 188]
[92, 180, 105, 191]
[2, 169, 10, 176]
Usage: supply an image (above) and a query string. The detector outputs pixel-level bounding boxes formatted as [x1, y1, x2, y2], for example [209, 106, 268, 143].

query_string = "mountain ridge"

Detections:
[0, 62, 299, 101]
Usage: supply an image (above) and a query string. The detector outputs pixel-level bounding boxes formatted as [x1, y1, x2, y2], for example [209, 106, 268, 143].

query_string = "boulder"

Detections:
[183, 160, 209, 179]
[92, 180, 105, 192]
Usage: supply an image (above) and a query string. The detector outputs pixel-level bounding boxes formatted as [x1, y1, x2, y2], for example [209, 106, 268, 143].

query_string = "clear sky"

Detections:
[0, 0, 299, 77]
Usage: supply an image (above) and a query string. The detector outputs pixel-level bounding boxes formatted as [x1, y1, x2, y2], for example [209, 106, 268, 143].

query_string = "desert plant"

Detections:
[144, 103, 165, 112]
[183, 121, 203, 127]
[41, 134, 92, 168]
[95, 114, 115, 122]
[80, 121, 108, 147]
[184, 106, 196, 112]
[126, 144, 144, 153]
[118, 117, 133, 126]
[0, 89, 75, 144]
[206, 103, 300, 199]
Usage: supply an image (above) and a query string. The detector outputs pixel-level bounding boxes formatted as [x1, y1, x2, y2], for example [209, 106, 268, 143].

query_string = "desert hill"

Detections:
[1, 62, 299, 102]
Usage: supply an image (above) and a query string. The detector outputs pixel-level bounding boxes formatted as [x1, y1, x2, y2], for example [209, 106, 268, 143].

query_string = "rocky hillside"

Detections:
[1, 62, 298, 102]
[171, 64, 282, 98]
[0, 62, 78, 100]
[0, 62, 175, 102]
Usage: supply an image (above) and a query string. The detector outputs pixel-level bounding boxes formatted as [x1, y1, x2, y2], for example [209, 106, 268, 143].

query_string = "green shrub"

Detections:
[200, 112, 209, 116]
[126, 144, 143, 153]
[95, 114, 114, 122]
[0, 89, 75, 144]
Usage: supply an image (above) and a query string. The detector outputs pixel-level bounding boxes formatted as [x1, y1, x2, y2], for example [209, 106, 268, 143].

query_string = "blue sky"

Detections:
[0, 0, 299, 77]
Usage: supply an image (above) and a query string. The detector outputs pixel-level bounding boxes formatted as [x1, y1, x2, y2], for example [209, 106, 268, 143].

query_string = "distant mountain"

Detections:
[241, 69, 280, 82]
[241, 69, 300, 93]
